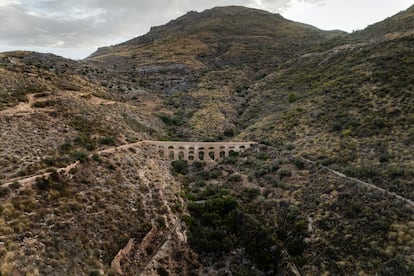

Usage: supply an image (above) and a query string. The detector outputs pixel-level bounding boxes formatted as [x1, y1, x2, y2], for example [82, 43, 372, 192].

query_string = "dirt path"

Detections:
[301, 157, 414, 208]
[1, 160, 80, 190]
[139, 219, 182, 273]
[6, 141, 412, 210]
[1, 140, 160, 191]
[0, 91, 118, 117]
[108, 147, 187, 275]
[0, 93, 36, 116]
[1, 141, 145, 189]
[87, 95, 117, 105]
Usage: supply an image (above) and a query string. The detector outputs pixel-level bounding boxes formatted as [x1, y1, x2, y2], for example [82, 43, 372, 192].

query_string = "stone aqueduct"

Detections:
[143, 141, 257, 163]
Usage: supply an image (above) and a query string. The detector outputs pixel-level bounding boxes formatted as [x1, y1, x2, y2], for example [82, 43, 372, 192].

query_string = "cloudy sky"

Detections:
[0, 0, 412, 59]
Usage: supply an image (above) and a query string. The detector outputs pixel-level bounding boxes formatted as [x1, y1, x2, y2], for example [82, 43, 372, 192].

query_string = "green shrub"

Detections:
[99, 136, 116, 146]
[344, 166, 378, 179]
[228, 173, 242, 182]
[379, 153, 391, 163]
[92, 153, 101, 162]
[59, 142, 72, 153]
[223, 128, 235, 137]
[34, 171, 67, 192]
[241, 188, 260, 201]
[229, 151, 240, 157]
[9, 181, 21, 190]
[74, 134, 96, 151]
[171, 160, 189, 175]
[223, 156, 238, 165]
[192, 161, 205, 170]
[209, 169, 221, 179]
[70, 116, 94, 133]
[35, 177, 51, 190]
[89, 270, 101, 276]
[0, 187, 10, 197]
[288, 93, 298, 103]
[157, 267, 169, 276]
[196, 170, 209, 180]
[387, 167, 404, 179]
[294, 159, 305, 169]
[278, 169, 292, 178]
[286, 144, 295, 150]
[157, 113, 182, 126]
[72, 151, 89, 163]
[32, 100, 57, 108]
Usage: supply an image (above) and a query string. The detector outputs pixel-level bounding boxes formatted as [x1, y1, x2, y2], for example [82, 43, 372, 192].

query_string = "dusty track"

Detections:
[4, 142, 412, 210]
[1, 141, 145, 189]
[301, 157, 414, 208]
[0, 94, 36, 116]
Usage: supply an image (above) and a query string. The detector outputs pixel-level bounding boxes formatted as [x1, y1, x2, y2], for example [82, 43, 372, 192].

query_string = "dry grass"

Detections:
[0, 145, 190, 274]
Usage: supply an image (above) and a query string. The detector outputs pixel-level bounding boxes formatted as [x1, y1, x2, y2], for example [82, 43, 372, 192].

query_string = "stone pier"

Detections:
[143, 141, 256, 163]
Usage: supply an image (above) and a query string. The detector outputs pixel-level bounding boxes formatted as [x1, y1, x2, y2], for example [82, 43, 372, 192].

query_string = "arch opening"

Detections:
[198, 151, 205, 161]
[159, 149, 165, 158]
[229, 149, 236, 156]
[208, 151, 215, 160]
[169, 151, 175, 160]
[178, 151, 185, 160]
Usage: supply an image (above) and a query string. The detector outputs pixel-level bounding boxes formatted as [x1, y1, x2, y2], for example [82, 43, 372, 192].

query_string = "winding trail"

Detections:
[3, 141, 413, 210]
[1, 141, 145, 189]
[301, 157, 414, 208]
[2, 138, 188, 274]
[2, 139, 250, 189]
[138, 218, 182, 274]
[0, 94, 36, 116]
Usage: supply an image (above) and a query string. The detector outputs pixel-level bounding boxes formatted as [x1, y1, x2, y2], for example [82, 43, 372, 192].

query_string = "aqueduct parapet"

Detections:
[143, 141, 256, 163]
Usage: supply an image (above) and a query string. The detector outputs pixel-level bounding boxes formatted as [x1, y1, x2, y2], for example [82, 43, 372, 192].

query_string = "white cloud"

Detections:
[0, 0, 20, 7]
[0, 0, 412, 59]
[282, 0, 414, 32]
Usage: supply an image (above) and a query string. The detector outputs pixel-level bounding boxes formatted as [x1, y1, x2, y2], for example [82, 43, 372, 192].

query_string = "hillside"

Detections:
[352, 4, 414, 41]
[0, 5, 414, 275]
[237, 16, 414, 201]
[88, 6, 344, 79]
[86, 6, 345, 140]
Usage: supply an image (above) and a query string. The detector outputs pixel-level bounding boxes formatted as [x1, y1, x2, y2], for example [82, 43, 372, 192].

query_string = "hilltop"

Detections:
[86, 6, 343, 96]
[0, 5, 413, 275]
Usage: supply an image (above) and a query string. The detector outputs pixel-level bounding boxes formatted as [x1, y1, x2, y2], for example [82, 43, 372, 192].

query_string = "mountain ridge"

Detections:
[0, 4, 413, 275]
[89, 6, 345, 59]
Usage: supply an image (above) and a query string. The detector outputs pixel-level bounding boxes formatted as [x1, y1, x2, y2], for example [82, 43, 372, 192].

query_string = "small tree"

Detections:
[171, 160, 189, 175]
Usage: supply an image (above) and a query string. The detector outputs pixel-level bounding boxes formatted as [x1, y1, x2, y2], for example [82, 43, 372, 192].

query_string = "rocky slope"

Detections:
[179, 146, 414, 275]
[0, 4, 413, 275]
[86, 6, 345, 139]
[237, 14, 414, 201]
[0, 143, 196, 274]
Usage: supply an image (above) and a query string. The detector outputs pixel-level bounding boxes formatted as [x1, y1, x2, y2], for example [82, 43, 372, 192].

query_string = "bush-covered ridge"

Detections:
[172, 145, 414, 275]
[1, 4, 414, 275]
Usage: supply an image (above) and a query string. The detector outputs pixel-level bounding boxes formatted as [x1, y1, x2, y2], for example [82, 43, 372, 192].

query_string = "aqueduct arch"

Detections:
[143, 141, 256, 163]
